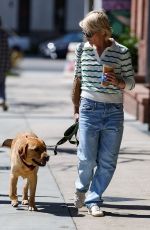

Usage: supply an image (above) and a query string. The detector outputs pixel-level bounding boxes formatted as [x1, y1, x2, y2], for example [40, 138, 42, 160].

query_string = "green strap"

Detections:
[54, 122, 79, 155]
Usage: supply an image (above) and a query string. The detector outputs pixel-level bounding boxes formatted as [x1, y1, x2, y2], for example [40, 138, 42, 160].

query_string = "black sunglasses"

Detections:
[82, 31, 95, 38]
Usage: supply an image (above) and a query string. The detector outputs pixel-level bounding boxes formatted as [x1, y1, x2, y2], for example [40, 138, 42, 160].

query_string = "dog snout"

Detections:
[41, 152, 49, 163]
[43, 156, 49, 162]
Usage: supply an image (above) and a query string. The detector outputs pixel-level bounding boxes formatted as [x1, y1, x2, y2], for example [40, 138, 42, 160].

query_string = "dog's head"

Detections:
[2, 133, 49, 167]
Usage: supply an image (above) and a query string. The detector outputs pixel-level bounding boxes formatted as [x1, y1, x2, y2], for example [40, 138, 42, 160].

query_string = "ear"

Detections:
[18, 144, 28, 159]
[2, 139, 13, 148]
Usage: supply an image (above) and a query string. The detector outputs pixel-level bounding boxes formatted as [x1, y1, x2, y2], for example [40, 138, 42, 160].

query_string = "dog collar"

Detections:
[19, 155, 36, 170]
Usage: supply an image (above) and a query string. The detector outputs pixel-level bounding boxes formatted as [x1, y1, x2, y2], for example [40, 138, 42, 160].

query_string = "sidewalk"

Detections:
[0, 58, 150, 230]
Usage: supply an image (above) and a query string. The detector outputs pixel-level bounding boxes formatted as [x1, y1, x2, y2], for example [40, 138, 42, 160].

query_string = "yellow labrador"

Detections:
[2, 132, 49, 211]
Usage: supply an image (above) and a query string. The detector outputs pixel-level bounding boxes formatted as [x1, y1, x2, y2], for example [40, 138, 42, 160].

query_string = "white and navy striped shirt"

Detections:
[74, 39, 135, 103]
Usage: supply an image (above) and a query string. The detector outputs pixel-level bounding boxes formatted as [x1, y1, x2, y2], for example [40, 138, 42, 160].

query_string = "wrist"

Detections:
[74, 105, 79, 114]
[117, 79, 125, 89]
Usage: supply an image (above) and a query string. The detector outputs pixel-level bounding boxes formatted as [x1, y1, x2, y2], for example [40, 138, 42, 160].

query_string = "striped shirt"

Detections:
[74, 39, 135, 103]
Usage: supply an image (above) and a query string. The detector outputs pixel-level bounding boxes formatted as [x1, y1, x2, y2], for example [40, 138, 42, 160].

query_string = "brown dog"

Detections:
[2, 132, 49, 211]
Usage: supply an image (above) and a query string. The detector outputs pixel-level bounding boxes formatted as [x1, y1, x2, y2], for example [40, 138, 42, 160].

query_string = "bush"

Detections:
[114, 27, 138, 72]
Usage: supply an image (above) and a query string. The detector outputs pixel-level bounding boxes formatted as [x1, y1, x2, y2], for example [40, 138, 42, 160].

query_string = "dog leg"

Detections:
[28, 174, 38, 211]
[9, 173, 19, 207]
[22, 178, 29, 205]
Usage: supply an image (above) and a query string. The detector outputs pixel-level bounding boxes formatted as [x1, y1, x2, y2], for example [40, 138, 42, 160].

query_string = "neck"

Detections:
[96, 39, 112, 55]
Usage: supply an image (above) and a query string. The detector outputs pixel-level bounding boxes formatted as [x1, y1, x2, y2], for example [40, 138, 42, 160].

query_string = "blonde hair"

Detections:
[79, 10, 112, 40]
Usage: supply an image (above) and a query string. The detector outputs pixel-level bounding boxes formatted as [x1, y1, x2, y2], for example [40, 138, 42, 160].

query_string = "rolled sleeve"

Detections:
[121, 49, 135, 90]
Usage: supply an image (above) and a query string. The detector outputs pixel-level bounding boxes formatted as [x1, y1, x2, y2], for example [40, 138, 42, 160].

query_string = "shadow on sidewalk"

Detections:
[104, 210, 150, 218]
[35, 201, 84, 217]
[47, 147, 77, 155]
[0, 198, 84, 217]
[102, 200, 150, 218]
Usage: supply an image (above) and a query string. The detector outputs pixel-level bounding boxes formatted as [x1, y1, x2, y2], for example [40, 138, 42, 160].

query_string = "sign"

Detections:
[103, 0, 131, 10]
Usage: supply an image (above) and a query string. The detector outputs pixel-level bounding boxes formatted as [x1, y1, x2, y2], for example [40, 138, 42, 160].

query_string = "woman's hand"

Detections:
[74, 113, 79, 122]
[74, 106, 79, 122]
[105, 73, 125, 89]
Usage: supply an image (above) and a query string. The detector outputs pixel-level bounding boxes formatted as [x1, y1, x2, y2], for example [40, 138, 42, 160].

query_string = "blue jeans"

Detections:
[75, 97, 124, 208]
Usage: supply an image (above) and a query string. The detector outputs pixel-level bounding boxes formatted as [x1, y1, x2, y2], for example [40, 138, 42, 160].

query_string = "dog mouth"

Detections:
[32, 156, 49, 167]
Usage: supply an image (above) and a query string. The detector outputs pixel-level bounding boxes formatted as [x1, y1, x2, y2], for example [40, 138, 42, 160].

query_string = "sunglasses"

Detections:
[82, 31, 95, 38]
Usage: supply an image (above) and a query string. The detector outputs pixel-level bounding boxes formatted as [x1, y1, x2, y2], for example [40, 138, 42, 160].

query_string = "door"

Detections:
[18, 0, 30, 34]
[54, 0, 66, 33]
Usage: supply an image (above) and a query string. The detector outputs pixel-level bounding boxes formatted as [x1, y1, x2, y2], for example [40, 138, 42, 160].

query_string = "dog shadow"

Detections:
[15, 201, 83, 217]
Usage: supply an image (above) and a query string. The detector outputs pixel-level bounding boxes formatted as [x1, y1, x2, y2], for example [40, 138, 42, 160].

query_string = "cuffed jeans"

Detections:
[75, 97, 124, 208]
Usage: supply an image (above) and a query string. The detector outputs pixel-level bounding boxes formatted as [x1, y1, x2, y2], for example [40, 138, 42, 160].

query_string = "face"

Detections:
[19, 138, 49, 166]
[83, 30, 105, 47]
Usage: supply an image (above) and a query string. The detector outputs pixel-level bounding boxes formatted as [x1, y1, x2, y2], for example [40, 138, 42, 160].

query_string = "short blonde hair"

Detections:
[79, 10, 112, 40]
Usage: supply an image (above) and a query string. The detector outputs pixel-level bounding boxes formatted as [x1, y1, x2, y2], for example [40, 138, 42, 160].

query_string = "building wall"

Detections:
[0, 0, 84, 35]
[66, 0, 84, 31]
[131, 0, 148, 77]
[30, 0, 54, 31]
[0, 0, 18, 30]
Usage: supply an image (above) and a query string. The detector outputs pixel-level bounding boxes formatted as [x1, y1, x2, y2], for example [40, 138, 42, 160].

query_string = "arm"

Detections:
[72, 43, 83, 120]
[121, 49, 135, 90]
[72, 76, 81, 120]
[106, 49, 135, 90]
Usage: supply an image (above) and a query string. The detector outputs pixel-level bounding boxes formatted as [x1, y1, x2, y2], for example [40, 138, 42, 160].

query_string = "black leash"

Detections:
[47, 122, 79, 155]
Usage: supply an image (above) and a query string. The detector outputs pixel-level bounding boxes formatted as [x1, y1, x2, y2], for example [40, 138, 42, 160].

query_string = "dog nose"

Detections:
[43, 156, 49, 162]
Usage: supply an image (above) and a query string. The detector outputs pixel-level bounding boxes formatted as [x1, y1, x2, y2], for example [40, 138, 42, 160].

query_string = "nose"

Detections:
[43, 156, 49, 162]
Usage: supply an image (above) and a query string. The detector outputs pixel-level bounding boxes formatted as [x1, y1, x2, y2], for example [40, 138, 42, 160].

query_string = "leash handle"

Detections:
[53, 122, 79, 155]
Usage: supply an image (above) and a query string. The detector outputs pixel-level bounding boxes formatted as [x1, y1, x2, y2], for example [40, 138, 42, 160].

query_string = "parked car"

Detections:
[64, 42, 79, 75]
[39, 32, 83, 59]
[8, 31, 31, 52]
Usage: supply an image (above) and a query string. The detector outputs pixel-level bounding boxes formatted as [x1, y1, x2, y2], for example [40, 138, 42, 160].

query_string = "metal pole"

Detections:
[93, 0, 103, 10]
[145, 0, 150, 131]
[84, 0, 90, 16]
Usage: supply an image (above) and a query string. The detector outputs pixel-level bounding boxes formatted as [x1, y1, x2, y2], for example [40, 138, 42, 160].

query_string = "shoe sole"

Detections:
[88, 210, 104, 217]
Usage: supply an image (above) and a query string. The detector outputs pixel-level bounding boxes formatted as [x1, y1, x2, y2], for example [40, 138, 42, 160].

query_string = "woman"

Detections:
[0, 17, 10, 111]
[72, 10, 135, 217]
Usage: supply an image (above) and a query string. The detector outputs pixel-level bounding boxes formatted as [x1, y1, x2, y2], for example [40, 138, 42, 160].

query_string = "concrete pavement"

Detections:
[0, 58, 150, 230]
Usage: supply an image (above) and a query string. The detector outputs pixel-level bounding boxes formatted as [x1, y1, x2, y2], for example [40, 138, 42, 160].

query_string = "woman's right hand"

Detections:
[74, 113, 79, 122]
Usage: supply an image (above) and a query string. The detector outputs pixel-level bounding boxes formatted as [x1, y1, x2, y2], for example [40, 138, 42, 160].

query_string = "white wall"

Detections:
[0, 0, 18, 30]
[30, 0, 54, 31]
[66, 0, 84, 31]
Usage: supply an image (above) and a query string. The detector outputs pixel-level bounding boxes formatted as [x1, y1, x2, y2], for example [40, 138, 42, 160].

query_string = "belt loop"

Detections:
[94, 102, 97, 109]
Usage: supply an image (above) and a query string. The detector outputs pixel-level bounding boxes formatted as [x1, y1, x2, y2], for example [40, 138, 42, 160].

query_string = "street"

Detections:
[0, 58, 150, 230]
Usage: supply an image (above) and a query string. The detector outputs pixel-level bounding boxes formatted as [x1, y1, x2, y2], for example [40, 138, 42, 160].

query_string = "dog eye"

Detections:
[34, 147, 40, 152]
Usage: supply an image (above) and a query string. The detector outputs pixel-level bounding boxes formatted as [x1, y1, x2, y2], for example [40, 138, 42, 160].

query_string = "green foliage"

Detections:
[114, 27, 138, 72]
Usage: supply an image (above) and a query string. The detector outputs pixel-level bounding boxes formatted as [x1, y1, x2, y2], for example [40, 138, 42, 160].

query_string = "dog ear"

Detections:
[2, 139, 13, 148]
[18, 144, 28, 159]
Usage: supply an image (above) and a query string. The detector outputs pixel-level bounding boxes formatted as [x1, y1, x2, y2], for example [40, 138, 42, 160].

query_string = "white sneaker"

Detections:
[74, 191, 85, 208]
[88, 205, 104, 217]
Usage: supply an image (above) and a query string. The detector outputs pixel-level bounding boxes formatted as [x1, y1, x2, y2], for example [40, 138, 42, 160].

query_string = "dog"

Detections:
[2, 132, 49, 211]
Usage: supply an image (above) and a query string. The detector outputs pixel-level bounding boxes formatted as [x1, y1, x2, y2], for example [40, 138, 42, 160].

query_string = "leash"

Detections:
[47, 122, 79, 155]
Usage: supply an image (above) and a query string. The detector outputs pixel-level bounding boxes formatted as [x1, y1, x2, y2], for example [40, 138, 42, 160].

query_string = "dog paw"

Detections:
[28, 206, 38, 211]
[22, 200, 29, 205]
[11, 200, 19, 207]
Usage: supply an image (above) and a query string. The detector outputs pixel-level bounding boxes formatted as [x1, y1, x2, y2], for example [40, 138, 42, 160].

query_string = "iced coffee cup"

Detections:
[101, 64, 114, 86]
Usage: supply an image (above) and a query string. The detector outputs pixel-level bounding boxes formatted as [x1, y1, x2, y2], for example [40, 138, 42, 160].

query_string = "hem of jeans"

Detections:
[85, 199, 103, 208]
[76, 189, 87, 193]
